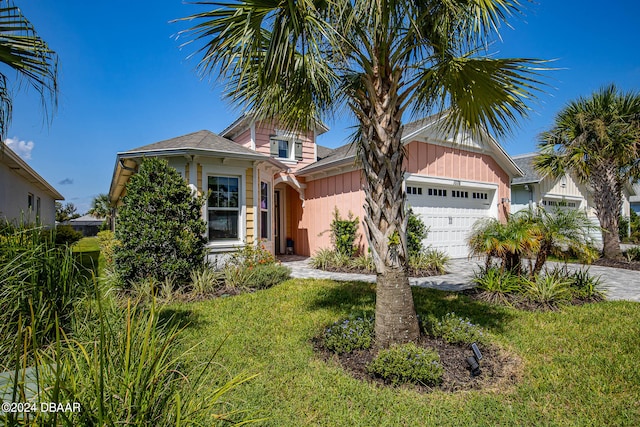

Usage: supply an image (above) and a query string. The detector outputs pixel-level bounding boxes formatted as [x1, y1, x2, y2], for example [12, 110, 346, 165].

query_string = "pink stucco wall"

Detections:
[296, 141, 511, 256]
[295, 170, 366, 256]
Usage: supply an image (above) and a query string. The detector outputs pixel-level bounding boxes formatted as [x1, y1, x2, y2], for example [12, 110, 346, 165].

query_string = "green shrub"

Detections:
[407, 208, 428, 258]
[425, 312, 486, 345]
[408, 249, 449, 275]
[114, 158, 207, 287]
[246, 263, 291, 289]
[330, 207, 359, 257]
[367, 343, 443, 386]
[54, 224, 83, 246]
[472, 266, 521, 304]
[323, 316, 374, 354]
[523, 273, 572, 307]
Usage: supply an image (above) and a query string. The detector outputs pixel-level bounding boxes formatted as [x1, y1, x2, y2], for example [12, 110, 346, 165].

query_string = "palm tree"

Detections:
[524, 207, 598, 276]
[468, 215, 540, 274]
[181, 0, 545, 348]
[0, 0, 58, 141]
[536, 85, 640, 260]
[88, 193, 112, 229]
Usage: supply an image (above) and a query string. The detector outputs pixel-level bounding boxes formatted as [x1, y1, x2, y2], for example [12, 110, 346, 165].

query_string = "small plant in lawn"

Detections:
[425, 312, 486, 345]
[472, 266, 521, 304]
[323, 316, 374, 354]
[367, 343, 443, 386]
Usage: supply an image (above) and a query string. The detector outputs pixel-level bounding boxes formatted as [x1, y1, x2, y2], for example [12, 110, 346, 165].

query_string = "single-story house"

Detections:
[1, 143, 64, 227]
[510, 153, 635, 241]
[66, 214, 105, 236]
[109, 114, 523, 259]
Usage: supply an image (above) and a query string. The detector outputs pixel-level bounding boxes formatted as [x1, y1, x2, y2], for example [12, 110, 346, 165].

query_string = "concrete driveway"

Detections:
[280, 256, 640, 302]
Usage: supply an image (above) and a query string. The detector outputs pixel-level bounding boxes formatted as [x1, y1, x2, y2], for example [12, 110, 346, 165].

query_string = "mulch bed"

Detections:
[314, 336, 522, 393]
[593, 258, 640, 271]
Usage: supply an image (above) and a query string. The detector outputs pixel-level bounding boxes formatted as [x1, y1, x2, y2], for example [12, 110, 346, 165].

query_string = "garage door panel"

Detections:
[408, 188, 494, 258]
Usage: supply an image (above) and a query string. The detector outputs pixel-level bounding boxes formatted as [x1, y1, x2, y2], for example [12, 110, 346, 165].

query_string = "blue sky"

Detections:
[7, 1, 640, 213]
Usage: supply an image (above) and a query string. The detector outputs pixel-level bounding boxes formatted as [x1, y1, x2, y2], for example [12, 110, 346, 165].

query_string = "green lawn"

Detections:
[72, 236, 100, 252]
[170, 279, 640, 426]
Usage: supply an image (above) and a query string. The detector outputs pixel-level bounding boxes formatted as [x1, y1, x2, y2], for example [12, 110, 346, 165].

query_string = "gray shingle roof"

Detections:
[316, 145, 335, 160]
[297, 142, 358, 174]
[511, 153, 544, 184]
[122, 130, 263, 157]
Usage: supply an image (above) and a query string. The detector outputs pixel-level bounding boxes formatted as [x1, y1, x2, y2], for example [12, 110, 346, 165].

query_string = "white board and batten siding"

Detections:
[405, 174, 499, 258]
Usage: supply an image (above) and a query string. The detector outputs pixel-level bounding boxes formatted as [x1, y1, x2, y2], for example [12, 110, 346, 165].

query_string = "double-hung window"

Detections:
[207, 176, 240, 241]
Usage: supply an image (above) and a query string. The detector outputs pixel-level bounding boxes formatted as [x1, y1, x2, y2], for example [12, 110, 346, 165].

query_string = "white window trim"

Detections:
[271, 135, 299, 163]
[202, 164, 247, 249]
[260, 180, 270, 240]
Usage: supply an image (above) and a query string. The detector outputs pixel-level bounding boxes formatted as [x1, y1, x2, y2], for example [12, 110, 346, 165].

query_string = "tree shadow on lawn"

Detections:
[157, 307, 203, 332]
[308, 280, 515, 334]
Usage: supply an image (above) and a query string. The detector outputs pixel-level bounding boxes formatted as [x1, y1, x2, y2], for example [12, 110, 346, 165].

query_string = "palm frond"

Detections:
[0, 1, 58, 139]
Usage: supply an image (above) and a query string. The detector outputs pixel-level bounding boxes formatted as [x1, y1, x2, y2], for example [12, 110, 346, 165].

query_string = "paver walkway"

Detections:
[279, 256, 640, 302]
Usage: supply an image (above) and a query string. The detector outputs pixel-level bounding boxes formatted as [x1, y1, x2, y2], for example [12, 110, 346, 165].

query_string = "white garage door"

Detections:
[407, 185, 496, 258]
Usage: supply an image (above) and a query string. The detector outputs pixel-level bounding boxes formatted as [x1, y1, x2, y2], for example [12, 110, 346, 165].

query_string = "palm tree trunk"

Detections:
[353, 66, 420, 349]
[591, 165, 623, 260]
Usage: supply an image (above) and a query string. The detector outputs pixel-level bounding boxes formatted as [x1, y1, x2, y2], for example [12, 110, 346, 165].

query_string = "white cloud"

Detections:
[5, 137, 35, 160]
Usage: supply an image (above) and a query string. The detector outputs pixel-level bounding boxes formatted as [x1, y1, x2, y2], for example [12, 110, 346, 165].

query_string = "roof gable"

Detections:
[298, 115, 523, 178]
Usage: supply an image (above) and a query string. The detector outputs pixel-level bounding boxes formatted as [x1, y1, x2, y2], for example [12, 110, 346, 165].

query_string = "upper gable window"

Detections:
[270, 136, 302, 161]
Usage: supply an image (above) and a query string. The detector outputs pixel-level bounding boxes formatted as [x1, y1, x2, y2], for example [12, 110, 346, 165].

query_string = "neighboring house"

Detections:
[0, 143, 63, 226]
[510, 153, 635, 241]
[108, 115, 522, 259]
[630, 183, 640, 214]
[67, 214, 104, 236]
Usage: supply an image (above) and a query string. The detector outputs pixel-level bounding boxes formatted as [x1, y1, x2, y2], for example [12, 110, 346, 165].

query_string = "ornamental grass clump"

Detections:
[367, 343, 443, 386]
[323, 316, 374, 354]
[425, 312, 486, 345]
